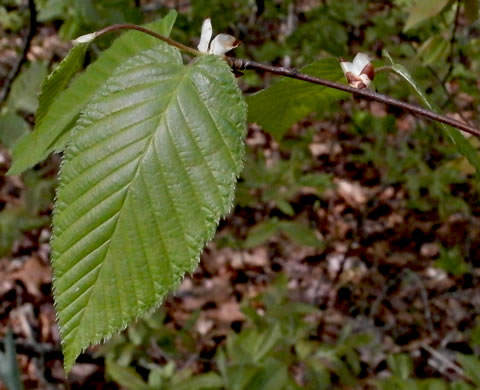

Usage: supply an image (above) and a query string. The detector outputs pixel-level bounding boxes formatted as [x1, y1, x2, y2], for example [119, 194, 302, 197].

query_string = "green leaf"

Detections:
[435, 246, 469, 276]
[52, 48, 246, 371]
[35, 42, 89, 129]
[0, 112, 30, 149]
[464, 0, 479, 24]
[106, 359, 151, 390]
[279, 221, 325, 249]
[7, 62, 48, 114]
[247, 358, 288, 390]
[245, 218, 280, 248]
[404, 0, 450, 31]
[8, 11, 177, 175]
[386, 354, 413, 380]
[457, 354, 480, 385]
[229, 325, 282, 363]
[417, 35, 450, 66]
[175, 372, 223, 390]
[247, 59, 347, 141]
[0, 209, 48, 257]
[450, 383, 475, 390]
[223, 364, 260, 390]
[383, 50, 480, 176]
[0, 329, 24, 390]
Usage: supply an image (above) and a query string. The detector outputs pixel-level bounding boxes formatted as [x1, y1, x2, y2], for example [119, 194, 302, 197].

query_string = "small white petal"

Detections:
[208, 34, 240, 55]
[352, 53, 371, 75]
[198, 18, 213, 53]
[340, 61, 354, 75]
[73, 32, 97, 45]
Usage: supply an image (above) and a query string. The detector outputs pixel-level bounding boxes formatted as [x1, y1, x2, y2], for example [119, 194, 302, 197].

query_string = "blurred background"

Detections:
[1, 0, 480, 388]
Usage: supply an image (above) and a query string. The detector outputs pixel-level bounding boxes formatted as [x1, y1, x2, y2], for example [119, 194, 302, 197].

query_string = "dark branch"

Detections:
[0, 0, 37, 104]
[227, 57, 480, 138]
[73, 24, 480, 138]
[94, 24, 201, 57]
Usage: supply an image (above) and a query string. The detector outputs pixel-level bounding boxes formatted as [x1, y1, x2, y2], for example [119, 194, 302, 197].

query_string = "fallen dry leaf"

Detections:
[10, 257, 51, 298]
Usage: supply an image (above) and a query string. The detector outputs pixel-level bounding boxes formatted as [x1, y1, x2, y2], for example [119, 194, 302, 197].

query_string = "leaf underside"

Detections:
[8, 11, 177, 175]
[52, 46, 247, 371]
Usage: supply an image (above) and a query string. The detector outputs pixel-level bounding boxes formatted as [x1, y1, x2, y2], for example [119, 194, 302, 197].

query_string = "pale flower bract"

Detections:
[197, 18, 240, 56]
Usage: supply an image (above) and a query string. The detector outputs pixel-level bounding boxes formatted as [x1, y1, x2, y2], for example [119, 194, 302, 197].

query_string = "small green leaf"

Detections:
[52, 48, 246, 371]
[245, 219, 281, 248]
[449, 382, 474, 390]
[247, 358, 288, 390]
[464, 0, 479, 24]
[7, 62, 48, 114]
[383, 50, 480, 175]
[247, 59, 347, 141]
[457, 354, 480, 385]
[279, 221, 325, 249]
[106, 359, 151, 390]
[0, 209, 48, 257]
[435, 246, 469, 276]
[35, 42, 89, 128]
[175, 372, 223, 390]
[8, 11, 177, 175]
[386, 354, 413, 380]
[417, 35, 450, 66]
[0, 112, 30, 149]
[404, 0, 450, 31]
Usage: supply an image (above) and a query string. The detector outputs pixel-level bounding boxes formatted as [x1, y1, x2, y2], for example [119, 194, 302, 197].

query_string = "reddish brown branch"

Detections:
[227, 57, 480, 138]
[73, 24, 480, 138]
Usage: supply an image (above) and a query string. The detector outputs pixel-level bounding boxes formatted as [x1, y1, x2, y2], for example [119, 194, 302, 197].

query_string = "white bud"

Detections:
[209, 34, 240, 56]
[73, 32, 97, 45]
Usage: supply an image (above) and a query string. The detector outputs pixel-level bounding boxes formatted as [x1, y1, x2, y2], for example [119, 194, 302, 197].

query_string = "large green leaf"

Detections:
[52, 47, 247, 371]
[383, 51, 480, 175]
[8, 10, 177, 175]
[246, 59, 347, 141]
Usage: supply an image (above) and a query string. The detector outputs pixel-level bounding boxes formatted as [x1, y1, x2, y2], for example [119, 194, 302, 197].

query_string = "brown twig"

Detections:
[93, 24, 202, 57]
[228, 57, 480, 138]
[0, 0, 37, 105]
[75, 24, 480, 138]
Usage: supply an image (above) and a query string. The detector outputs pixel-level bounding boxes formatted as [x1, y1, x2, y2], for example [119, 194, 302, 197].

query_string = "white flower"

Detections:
[197, 18, 240, 56]
[340, 53, 374, 89]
